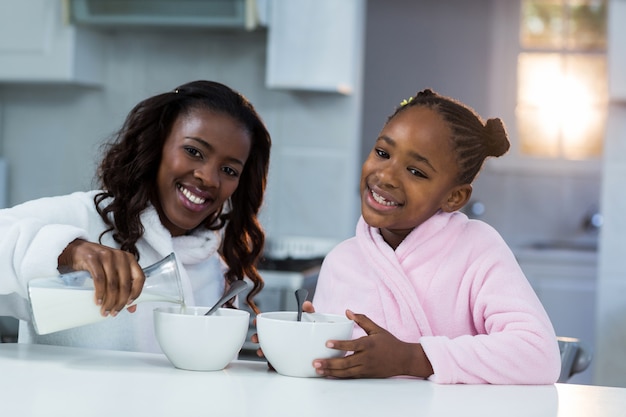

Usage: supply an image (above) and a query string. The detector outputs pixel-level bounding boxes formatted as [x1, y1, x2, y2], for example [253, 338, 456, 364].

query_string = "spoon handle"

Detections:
[295, 288, 309, 322]
[205, 280, 248, 316]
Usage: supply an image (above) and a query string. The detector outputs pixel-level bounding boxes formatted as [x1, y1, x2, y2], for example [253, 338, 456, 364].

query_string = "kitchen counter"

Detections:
[2, 343, 626, 416]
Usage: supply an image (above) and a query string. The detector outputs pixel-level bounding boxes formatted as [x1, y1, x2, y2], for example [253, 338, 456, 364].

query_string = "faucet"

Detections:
[581, 209, 603, 232]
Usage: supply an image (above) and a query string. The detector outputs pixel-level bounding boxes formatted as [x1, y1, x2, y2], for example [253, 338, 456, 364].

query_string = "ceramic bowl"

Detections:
[256, 311, 354, 378]
[154, 306, 250, 371]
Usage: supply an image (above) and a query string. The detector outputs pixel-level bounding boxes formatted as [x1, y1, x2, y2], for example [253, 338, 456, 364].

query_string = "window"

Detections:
[516, 0, 608, 160]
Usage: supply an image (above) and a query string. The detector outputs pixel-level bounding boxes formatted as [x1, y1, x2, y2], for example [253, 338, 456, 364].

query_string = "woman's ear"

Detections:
[442, 184, 472, 213]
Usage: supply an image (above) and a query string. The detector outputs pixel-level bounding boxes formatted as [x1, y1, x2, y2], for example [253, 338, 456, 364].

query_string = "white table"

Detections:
[1, 343, 625, 417]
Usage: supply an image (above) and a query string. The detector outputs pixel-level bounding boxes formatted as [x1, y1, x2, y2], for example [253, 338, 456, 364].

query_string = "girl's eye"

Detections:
[375, 148, 389, 159]
[222, 166, 239, 177]
[408, 167, 427, 179]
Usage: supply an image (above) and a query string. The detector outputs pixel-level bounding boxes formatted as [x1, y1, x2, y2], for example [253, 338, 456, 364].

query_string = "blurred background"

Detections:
[0, 0, 624, 386]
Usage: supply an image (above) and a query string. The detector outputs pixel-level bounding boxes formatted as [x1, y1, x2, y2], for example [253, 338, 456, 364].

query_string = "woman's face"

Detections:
[155, 108, 251, 237]
[360, 105, 467, 249]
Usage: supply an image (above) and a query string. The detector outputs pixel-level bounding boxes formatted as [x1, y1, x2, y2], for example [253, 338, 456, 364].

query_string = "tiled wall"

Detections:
[471, 168, 603, 249]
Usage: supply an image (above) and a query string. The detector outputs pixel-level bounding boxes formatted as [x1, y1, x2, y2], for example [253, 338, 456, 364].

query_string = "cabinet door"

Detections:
[265, 0, 365, 94]
[517, 253, 597, 384]
[0, 0, 103, 84]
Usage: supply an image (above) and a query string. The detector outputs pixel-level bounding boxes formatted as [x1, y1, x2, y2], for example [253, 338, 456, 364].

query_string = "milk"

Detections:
[28, 284, 182, 335]
[27, 253, 185, 335]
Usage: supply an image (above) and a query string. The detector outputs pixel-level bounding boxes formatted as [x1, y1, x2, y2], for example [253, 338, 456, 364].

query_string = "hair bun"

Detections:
[416, 88, 437, 98]
[484, 118, 510, 157]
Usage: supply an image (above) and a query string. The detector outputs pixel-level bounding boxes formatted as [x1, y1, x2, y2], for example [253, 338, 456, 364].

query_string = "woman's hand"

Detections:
[57, 239, 145, 316]
[312, 310, 434, 379]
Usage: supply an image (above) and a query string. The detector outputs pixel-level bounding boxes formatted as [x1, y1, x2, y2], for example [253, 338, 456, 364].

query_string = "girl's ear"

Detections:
[442, 184, 473, 213]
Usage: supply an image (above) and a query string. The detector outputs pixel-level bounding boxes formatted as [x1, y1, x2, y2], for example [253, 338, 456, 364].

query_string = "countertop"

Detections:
[2, 343, 626, 416]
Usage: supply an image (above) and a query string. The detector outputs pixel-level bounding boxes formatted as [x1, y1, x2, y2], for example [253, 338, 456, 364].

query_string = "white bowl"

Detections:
[154, 306, 250, 371]
[256, 311, 354, 378]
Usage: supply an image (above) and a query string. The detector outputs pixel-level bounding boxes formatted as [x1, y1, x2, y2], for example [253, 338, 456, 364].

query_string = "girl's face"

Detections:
[155, 109, 251, 237]
[360, 105, 471, 249]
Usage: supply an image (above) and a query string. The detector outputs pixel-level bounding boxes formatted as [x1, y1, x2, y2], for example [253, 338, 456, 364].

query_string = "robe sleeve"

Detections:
[0, 192, 95, 317]
[420, 240, 561, 385]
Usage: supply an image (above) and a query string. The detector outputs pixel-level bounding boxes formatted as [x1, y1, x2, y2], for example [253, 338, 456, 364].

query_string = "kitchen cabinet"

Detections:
[0, 0, 103, 84]
[265, 0, 365, 94]
[608, 0, 626, 101]
[516, 248, 598, 384]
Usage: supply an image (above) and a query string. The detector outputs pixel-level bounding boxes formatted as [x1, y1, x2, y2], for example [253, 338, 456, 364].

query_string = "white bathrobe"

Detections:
[0, 190, 224, 352]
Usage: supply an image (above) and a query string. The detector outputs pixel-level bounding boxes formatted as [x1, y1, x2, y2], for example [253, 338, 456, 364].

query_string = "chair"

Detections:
[557, 336, 593, 383]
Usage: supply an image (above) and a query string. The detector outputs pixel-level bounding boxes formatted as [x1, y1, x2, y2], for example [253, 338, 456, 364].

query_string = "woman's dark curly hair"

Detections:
[94, 80, 271, 314]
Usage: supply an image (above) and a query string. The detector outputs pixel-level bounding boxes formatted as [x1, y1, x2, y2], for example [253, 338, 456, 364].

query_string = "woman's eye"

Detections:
[375, 148, 389, 159]
[184, 146, 202, 158]
[222, 166, 239, 177]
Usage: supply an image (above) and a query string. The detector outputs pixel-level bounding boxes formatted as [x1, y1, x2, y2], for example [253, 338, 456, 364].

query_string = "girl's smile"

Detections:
[366, 186, 402, 209]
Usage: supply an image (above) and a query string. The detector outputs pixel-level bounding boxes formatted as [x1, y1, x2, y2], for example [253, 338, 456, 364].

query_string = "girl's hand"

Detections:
[57, 239, 145, 316]
[312, 310, 434, 379]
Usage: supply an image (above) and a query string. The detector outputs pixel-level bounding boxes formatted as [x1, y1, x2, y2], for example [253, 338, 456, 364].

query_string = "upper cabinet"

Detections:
[608, 0, 626, 101]
[0, 0, 104, 85]
[265, 0, 365, 94]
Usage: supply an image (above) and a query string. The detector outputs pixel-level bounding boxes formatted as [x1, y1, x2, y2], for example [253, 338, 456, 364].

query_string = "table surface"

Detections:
[1, 343, 626, 417]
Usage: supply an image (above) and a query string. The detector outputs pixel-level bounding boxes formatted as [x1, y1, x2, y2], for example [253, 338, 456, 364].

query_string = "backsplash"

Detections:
[469, 167, 602, 250]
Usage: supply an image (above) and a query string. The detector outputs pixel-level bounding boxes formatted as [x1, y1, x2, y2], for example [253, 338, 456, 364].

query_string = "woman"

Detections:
[0, 80, 271, 352]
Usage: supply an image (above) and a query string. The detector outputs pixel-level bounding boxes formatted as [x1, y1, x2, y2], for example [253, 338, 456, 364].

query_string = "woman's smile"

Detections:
[176, 182, 215, 211]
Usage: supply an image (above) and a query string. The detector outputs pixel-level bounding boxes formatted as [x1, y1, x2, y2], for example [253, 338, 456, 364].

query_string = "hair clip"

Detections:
[400, 96, 414, 106]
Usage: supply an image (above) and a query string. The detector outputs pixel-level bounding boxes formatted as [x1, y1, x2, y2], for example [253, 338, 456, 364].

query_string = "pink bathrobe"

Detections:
[313, 211, 561, 384]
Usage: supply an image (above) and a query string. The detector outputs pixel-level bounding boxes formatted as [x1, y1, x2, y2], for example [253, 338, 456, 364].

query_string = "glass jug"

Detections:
[27, 252, 184, 335]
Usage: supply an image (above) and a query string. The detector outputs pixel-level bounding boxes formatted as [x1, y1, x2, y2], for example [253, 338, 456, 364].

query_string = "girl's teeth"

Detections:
[179, 185, 206, 204]
[372, 190, 397, 206]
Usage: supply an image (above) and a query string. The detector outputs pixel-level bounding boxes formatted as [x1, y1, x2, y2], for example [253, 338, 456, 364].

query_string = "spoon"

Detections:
[205, 280, 249, 316]
[295, 288, 309, 321]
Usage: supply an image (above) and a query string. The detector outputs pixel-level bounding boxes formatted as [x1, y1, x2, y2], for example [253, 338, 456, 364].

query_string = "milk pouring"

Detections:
[27, 253, 184, 335]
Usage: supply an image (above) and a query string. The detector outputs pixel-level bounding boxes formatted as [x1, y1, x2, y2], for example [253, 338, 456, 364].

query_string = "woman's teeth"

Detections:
[371, 190, 398, 206]
[178, 184, 206, 205]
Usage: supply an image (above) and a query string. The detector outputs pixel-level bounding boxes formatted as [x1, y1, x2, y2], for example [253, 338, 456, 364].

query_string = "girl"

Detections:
[307, 89, 561, 384]
[0, 80, 271, 352]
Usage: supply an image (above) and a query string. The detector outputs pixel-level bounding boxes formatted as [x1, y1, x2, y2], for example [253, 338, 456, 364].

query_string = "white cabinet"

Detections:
[265, 0, 365, 94]
[609, 0, 626, 101]
[0, 0, 103, 84]
[516, 248, 598, 384]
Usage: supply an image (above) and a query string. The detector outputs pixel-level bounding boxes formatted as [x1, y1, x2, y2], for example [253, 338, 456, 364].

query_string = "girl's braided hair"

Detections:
[391, 89, 510, 184]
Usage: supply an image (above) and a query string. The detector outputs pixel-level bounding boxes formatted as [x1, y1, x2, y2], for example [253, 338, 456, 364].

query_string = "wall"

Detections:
[0, 25, 364, 243]
[361, 0, 492, 163]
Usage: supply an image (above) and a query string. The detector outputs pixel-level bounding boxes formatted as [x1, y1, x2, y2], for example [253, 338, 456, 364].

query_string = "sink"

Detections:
[528, 240, 598, 252]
